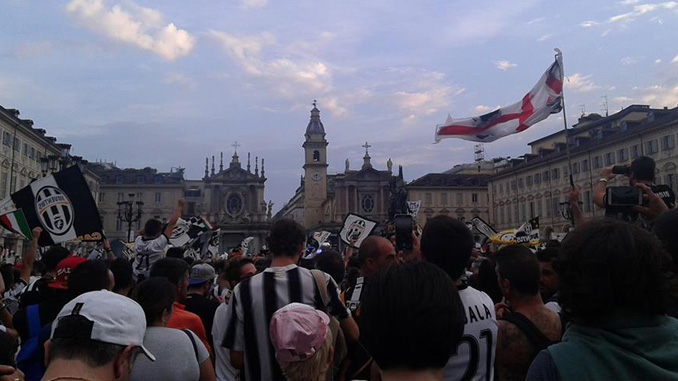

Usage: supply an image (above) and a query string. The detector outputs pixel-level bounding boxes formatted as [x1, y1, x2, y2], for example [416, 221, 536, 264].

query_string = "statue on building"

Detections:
[345, 158, 350, 172]
[387, 158, 393, 172]
[267, 200, 274, 220]
[388, 165, 409, 220]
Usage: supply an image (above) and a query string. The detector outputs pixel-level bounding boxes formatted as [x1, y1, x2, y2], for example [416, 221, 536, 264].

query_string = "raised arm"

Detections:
[19, 227, 42, 284]
[568, 186, 586, 228]
[593, 167, 615, 208]
[163, 197, 186, 238]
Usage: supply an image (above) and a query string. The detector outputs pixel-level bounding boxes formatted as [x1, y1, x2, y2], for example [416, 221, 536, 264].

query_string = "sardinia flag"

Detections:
[435, 51, 564, 143]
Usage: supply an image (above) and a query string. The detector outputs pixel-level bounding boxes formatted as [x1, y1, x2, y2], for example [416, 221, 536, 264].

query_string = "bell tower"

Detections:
[303, 101, 328, 228]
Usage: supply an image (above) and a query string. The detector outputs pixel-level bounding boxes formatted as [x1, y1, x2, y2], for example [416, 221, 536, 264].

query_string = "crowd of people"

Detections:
[0, 156, 678, 381]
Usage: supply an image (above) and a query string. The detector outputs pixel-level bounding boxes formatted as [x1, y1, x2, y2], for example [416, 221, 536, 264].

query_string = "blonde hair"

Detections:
[279, 331, 333, 381]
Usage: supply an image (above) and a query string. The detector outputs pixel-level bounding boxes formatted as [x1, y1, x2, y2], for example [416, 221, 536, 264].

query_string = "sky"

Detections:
[2, 0, 678, 212]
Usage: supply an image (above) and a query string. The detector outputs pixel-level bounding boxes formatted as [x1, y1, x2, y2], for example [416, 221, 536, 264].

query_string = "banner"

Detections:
[515, 217, 540, 245]
[339, 213, 377, 247]
[241, 236, 254, 257]
[169, 216, 213, 247]
[407, 200, 421, 218]
[312, 231, 331, 246]
[472, 216, 497, 238]
[2, 166, 103, 246]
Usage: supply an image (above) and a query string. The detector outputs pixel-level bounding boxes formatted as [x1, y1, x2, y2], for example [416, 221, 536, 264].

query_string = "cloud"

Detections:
[493, 60, 517, 71]
[638, 85, 678, 106]
[580, 20, 599, 27]
[565, 73, 601, 93]
[618, 0, 639, 4]
[13, 41, 54, 59]
[392, 70, 464, 120]
[239, 0, 268, 9]
[656, 59, 663, 64]
[673, 55, 678, 63]
[620, 56, 641, 65]
[210, 30, 344, 114]
[537, 34, 552, 41]
[163, 73, 196, 90]
[609, 2, 678, 23]
[473, 105, 495, 113]
[614, 96, 633, 102]
[65, 0, 195, 60]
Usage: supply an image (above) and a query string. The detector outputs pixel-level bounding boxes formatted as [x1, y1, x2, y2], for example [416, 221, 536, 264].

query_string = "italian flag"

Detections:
[0, 209, 32, 240]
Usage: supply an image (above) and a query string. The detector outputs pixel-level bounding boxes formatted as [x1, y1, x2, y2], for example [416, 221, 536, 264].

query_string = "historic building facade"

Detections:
[488, 105, 678, 237]
[277, 105, 397, 233]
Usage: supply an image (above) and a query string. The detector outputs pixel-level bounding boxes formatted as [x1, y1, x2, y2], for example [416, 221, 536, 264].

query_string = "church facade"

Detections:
[276, 105, 398, 233]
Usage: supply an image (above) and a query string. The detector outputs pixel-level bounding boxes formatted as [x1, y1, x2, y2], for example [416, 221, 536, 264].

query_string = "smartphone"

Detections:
[394, 214, 413, 253]
[612, 166, 631, 175]
[607, 186, 642, 207]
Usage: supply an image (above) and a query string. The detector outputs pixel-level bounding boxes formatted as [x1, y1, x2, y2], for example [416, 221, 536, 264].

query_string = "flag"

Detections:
[339, 213, 377, 247]
[0, 209, 32, 240]
[406, 200, 421, 218]
[435, 53, 563, 143]
[8, 166, 103, 246]
[515, 217, 540, 245]
[471, 216, 497, 238]
[241, 237, 254, 257]
[312, 231, 331, 246]
[169, 217, 212, 247]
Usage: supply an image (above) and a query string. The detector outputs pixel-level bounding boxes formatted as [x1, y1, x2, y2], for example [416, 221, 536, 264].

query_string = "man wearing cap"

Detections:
[270, 303, 334, 381]
[43, 290, 155, 381]
[182, 263, 219, 349]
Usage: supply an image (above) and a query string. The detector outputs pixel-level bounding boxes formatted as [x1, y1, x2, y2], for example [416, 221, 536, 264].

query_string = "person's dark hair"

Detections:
[495, 245, 540, 296]
[49, 315, 127, 367]
[0, 264, 14, 289]
[654, 208, 678, 273]
[358, 236, 388, 267]
[42, 246, 70, 273]
[556, 219, 677, 322]
[225, 257, 255, 283]
[144, 219, 163, 238]
[536, 247, 560, 263]
[347, 256, 361, 269]
[361, 261, 465, 371]
[0, 330, 18, 367]
[299, 257, 316, 270]
[110, 258, 134, 294]
[68, 260, 111, 298]
[631, 156, 655, 182]
[254, 256, 271, 273]
[420, 215, 474, 280]
[150, 258, 190, 286]
[182, 256, 194, 266]
[132, 277, 175, 326]
[166, 247, 185, 259]
[476, 258, 502, 303]
[267, 219, 306, 258]
[316, 249, 345, 284]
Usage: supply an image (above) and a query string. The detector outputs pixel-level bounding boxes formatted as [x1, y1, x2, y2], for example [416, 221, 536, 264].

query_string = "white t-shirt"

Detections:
[133, 234, 168, 279]
[212, 302, 239, 381]
[443, 285, 498, 381]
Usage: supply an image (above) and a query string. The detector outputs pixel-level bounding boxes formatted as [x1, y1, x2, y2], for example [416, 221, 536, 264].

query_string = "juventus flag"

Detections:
[9, 166, 103, 246]
[435, 51, 563, 143]
[339, 213, 377, 247]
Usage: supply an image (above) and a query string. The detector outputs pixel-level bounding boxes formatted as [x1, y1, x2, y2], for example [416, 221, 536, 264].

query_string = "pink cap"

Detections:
[269, 303, 330, 363]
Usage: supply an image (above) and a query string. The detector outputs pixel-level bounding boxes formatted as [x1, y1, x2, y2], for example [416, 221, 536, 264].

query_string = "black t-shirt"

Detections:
[13, 292, 70, 342]
[181, 293, 219, 348]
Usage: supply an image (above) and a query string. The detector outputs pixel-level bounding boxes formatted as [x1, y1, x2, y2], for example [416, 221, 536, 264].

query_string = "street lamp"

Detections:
[117, 193, 144, 242]
[559, 200, 582, 228]
[40, 157, 49, 177]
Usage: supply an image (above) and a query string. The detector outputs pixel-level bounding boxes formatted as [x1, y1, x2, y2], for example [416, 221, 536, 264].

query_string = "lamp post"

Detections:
[117, 193, 144, 242]
[559, 200, 582, 230]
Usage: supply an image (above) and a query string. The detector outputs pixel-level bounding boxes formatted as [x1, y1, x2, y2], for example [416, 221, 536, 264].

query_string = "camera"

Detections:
[612, 166, 631, 175]
[394, 214, 413, 252]
[606, 186, 642, 207]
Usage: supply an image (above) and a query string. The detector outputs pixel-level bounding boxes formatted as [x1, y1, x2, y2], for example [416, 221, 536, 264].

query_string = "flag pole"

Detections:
[555, 48, 576, 228]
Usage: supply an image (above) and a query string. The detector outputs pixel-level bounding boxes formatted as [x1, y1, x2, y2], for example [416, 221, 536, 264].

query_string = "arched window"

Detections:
[313, 150, 320, 162]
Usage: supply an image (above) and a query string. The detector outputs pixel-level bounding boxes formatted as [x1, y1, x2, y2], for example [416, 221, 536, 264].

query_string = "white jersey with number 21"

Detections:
[443, 285, 498, 381]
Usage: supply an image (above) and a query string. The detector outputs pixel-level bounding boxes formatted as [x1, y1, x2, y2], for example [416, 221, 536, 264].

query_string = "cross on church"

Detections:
[312, 100, 317, 107]
[232, 141, 241, 153]
[362, 141, 372, 155]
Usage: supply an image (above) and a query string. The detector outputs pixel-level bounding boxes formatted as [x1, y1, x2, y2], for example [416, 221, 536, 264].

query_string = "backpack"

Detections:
[16, 305, 47, 381]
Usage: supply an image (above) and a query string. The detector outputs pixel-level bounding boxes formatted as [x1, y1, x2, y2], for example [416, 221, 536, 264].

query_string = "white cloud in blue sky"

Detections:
[2, 0, 678, 211]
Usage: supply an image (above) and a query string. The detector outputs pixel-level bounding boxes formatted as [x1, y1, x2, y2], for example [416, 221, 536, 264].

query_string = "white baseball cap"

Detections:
[51, 290, 155, 361]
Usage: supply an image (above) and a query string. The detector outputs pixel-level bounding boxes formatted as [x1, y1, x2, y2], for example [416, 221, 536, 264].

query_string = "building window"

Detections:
[312, 150, 320, 162]
[116, 218, 123, 232]
[115, 176, 124, 184]
[662, 135, 675, 150]
[543, 170, 550, 181]
[154, 192, 162, 203]
[29, 146, 34, 159]
[604, 152, 615, 166]
[546, 197, 552, 217]
[593, 156, 602, 169]
[534, 173, 541, 184]
[456, 193, 463, 205]
[99, 193, 105, 203]
[646, 140, 659, 154]
[361, 194, 375, 213]
[526, 176, 533, 186]
[227, 194, 243, 214]
[520, 204, 526, 221]
[630, 144, 640, 159]
[537, 199, 543, 217]
[667, 174, 676, 192]
[517, 178, 523, 188]
[514, 204, 519, 222]
[117, 193, 124, 202]
[472, 193, 478, 203]
[552, 168, 560, 179]
[511, 180, 517, 191]
[2, 131, 11, 147]
[499, 183, 503, 194]
[584, 191, 592, 213]
[0, 172, 6, 198]
[441, 193, 448, 205]
[425, 193, 432, 206]
[22, 143, 28, 156]
[572, 162, 580, 175]
[13, 138, 20, 152]
[582, 159, 590, 172]
[507, 205, 512, 223]
[617, 148, 627, 162]
[500, 206, 505, 224]
[529, 202, 534, 218]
